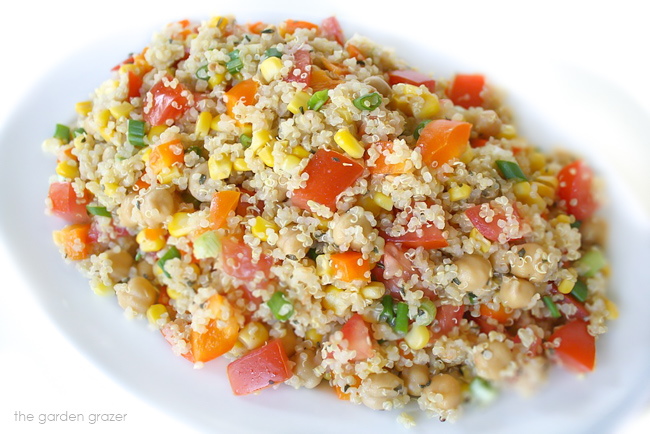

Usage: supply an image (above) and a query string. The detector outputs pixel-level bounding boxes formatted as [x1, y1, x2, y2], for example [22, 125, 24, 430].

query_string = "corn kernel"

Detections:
[360, 282, 386, 300]
[258, 145, 275, 167]
[306, 328, 323, 344]
[288, 90, 311, 115]
[109, 102, 134, 119]
[605, 298, 619, 320]
[55, 160, 80, 179]
[233, 158, 250, 171]
[95, 109, 111, 128]
[417, 92, 440, 119]
[500, 124, 517, 139]
[140, 147, 152, 163]
[146, 304, 169, 327]
[260, 56, 283, 82]
[208, 155, 232, 180]
[238, 321, 269, 350]
[558, 278, 576, 294]
[404, 324, 430, 350]
[373, 192, 393, 211]
[292, 146, 311, 159]
[533, 181, 555, 199]
[208, 73, 225, 89]
[449, 184, 472, 202]
[157, 166, 181, 185]
[228, 341, 247, 358]
[250, 129, 272, 153]
[460, 147, 475, 165]
[323, 285, 347, 316]
[104, 183, 119, 197]
[470, 228, 491, 253]
[251, 216, 278, 241]
[147, 125, 166, 142]
[209, 16, 229, 30]
[136, 228, 167, 252]
[167, 287, 182, 300]
[241, 123, 253, 137]
[334, 128, 364, 159]
[529, 152, 546, 172]
[75, 101, 93, 116]
[195, 111, 213, 138]
[280, 154, 302, 172]
[168, 212, 194, 238]
[210, 115, 222, 132]
[554, 214, 572, 225]
[358, 195, 382, 217]
[316, 255, 332, 277]
[91, 281, 114, 296]
[513, 181, 532, 199]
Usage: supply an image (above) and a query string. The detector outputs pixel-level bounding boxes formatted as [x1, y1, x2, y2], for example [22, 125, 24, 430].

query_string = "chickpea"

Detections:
[116, 193, 139, 229]
[105, 250, 133, 283]
[136, 260, 154, 280]
[292, 349, 322, 389]
[139, 187, 176, 228]
[509, 243, 547, 281]
[418, 373, 463, 411]
[279, 326, 298, 357]
[277, 226, 306, 257]
[580, 216, 608, 247]
[187, 162, 216, 202]
[331, 210, 373, 250]
[364, 76, 392, 98]
[403, 364, 430, 397]
[474, 341, 513, 381]
[472, 109, 502, 138]
[499, 276, 536, 309]
[453, 254, 493, 297]
[116, 276, 158, 315]
[359, 372, 405, 410]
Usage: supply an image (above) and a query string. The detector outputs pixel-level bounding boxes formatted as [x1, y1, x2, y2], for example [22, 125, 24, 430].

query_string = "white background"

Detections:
[1, 1, 648, 433]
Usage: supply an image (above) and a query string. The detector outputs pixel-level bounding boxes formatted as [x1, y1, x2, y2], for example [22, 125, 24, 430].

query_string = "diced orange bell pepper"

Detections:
[416, 119, 472, 168]
[190, 293, 240, 363]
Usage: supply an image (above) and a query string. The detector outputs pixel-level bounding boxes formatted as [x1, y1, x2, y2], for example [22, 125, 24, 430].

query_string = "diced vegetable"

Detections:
[143, 78, 190, 126]
[413, 120, 431, 140]
[282, 19, 319, 34]
[496, 160, 527, 181]
[382, 223, 448, 249]
[209, 190, 241, 229]
[157, 246, 181, 278]
[48, 182, 90, 224]
[291, 148, 364, 212]
[226, 50, 244, 74]
[447, 73, 486, 108]
[190, 294, 240, 363]
[127, 70, 143, 99]
[224, 78, 259, 117]
[414, 299, 437, 326]
[195, 64, 210, 80]
[575, 248, 607, 278]
[227, 339, 292, 395]
[479, 304, 510, 323]
[465, 203, 521, 242]
[149, 140, 184, 177]
[267, 291, 294, 321]
[86, 205, 111, 218]
[52, 223, 92, 260]
[557, 160, 598, 220]
[416, 119, 472, 168]
[308, 89, 329, 111]
[543, 295, 562, 318]
[54, 123, 71, 142]
[367, 141, 409, 175]
[380, 295, 396, 325]
[470, 377, 498, 405]
[432, 305, 465, 338]
[353, 92, 382, 111]
[127, 119, 146, 148]
[394, 302, 409, 334]
[287, 49, 311, 85]
[221, 236, 273, 281]
[264, 47, 283, 59]
[320, 16, 345, 45]
[388, 70, 436, 92]
[193, 230, 221, 259]
[549, 320, 595, 373]
[340, 313, 374, 361]
[331, 251, 371, 283]
[571, 280, 589, 303]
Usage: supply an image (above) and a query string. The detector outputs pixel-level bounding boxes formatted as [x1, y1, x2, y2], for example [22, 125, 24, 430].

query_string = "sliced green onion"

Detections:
[268, 291, 294, 321]
[570, 220, 582, 229]
[261, 28, 275, 34]
[543, 295, 561, 319]
[394, 302, 409, 334]
[193, 231, 221, 260]
[127, 119, 146, 148]
[240, 133, 252, 148]
[469, 377, 498, 405]
[414, 299, 437, 326]
[264, 47, 282, 59]
[575, 248, 607, 278]
[307, 247, 320, 261]
[196, 64, 210, 80]
[308, 89, 329, 111]
[413, 120, 431, 140]
[73, 128, 86, 138]
[54, 124, 71, 142]
[226, 50, 244, 74]
[379, 295, 395, 325]
[157, 246, 181, 278]
[186, 146, 206, 159]
[571, 280, 589, 303]
[86, 205, 111, 218]
[496, 160, 527, 181]
[353, 92, 382, 111]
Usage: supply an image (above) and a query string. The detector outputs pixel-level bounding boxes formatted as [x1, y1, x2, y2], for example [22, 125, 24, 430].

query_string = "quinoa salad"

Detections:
[43, 15, 615, 422]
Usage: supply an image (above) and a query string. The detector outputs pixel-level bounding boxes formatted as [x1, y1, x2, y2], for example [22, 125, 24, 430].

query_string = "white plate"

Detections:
[1, 1, 650, 433]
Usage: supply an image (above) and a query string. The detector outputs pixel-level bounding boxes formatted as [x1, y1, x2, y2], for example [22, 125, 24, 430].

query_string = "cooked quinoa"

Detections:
[43, 15, 614, 421]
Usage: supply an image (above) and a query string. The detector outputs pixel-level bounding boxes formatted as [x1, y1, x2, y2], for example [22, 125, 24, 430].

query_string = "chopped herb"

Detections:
[127, 119, 146, 148]
[543, 295, 561, 318]
[134, 250, 143, 262]
[307, 89, 329, 111]
[570, 220, 582, 229]
[54, 124, 70, 142]
[196, 64, 210, 80]
[413, 120, 431, 140]
[452, 277, 461, 285]
[226, 50, 244, 74]
[186, 146, 206, 159]
[518, 248, 527, 257]
[261, 28, 275, 34]
[240, 133, 252, 148]
[244, 34, 251, 42]
[157, 246, 181, 278]
[496, 160, 527, 182]
[467, 292, 478, 304]
[352, 92, 382, 111]
[570, 280, 589, 303]
[307, 248, 320, 261]
[264, 47, 283, 58]
[86, 205, 111, 218]
[268, 291, 294, 321]
[199, 174, 207, 185]
[394, 302, 409, 334]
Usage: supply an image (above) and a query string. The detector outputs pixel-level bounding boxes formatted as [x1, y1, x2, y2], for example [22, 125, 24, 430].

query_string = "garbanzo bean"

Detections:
[419, 373, 463, 411]
[105, 250, 133, 283]
[474, 341, 513, 381]
[499, 276, 536, 309]
[116, 276, 158, 315]
[403, 364, 430, 397]
[331, 209, 373, 251]
[277, 225, 306, 257]
[453, 254, 493, 297]
[509, 243, 547, 281]
[292, 349, 322, 389]
[359, 372, 405, 410]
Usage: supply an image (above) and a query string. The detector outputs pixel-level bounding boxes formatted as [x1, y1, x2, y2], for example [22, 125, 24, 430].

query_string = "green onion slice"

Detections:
[54, 124, 71, 142]
[193, 231, 221, 260]
[414, 299, 437, 326]
[308, 89, 330, 111]
[470, 377, 498, 405]
[268, 291, 294, 321]
[394, 302, 409, 334]
[496, 160, 527, 181]
[73, 128, 86, 138]
[186, 146, 206, 159]
[157, 246, 181, 278]
[543, 295, 562, 319]
[570, 280, 589, 303]
[86, 205, 111, 218]
[196, 64, 210, 80]
[240, 134, 252, 149]
[575, 248, 607, 278]
[413, 120, 431, 140]
[264, 47, 282, 59]
[379, 295, 395, 325]
[353, 92, 382, 111]
[226, 50, 244, 74]
[127, 119, 146, 148]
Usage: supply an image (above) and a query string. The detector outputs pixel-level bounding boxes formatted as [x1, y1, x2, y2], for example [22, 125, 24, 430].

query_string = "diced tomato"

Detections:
[127, 70, 143, 99]
[549, 286, 589, 320]
[388, 70, 436, 93]
[227, 339, 292, 395]
[548, 320, 596, 373]
[367, 141, 409, 175]
[431, 305, 465, 339]
[48, 182, 90, 224]
[235, 189, 264, 217]
[209, 190, 241, 230]
[331, 251, 371, 283]
[143, 78, 190, 126]
[557, 160, 598, 221]
[470, 138, 488, 148]
[346, 44, 365, 61]
[291, 148, 364, 212]
[447, 73, 486, 109]
[221, 236, 273, 281]
[340, 314, 374, 361]
[416, 119, 472, 168]
[224, 78, 258, 117]
[320, 16, 345, 45]
[479, 303, 511, 323]
[161, 321, 194, 363]
[111, 55, 134, 71]
[382, 223, 448, 249]
[287, 49, 312, 85]
[190, 294, 240, 363]
[465, 203, 521, 242]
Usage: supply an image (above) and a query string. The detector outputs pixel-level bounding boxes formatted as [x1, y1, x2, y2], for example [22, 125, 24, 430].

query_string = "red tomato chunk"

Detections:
[341, 314, 374, 361]
[388, 70, 436, 92]
[320, 16, 345, 45]
[144, 78, 190, 126]
[287, 49, 312, 85]
[382, 223, 448, 249]
[548, 320, 596, 373]
[48, 182, 90, 224]
[447, 74, 486, 109]
[227, 339, 292, 396]
[557, 160, 598, 221]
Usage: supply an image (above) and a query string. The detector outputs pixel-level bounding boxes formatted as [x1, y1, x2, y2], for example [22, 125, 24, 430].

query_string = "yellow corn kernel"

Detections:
[140, 147, 152, 163]
[147, 125, 166, 142]
[209, 16, 229, 30]
[241, 123, 253, 137]
[146, 304, 169, 327]
[373, 192, 393, 211]
[316, 254, 332, 277]
[157, 166, 181, 185]
[358, 195, 382, 217]
[292, 146, 311, 159]
[75, 101, 93, 116]
[166, 287, 182, 300]
[136, 228, 167, 252]
[418, 92, 440, 119]
[260, 56, 283, 83]
[337, 107, 352, 123]
[233, 158, 250, 172]
[513, 181, 532, 199]
[554, 214, 572, 225]
[500, 124, 517, 139]
[95, 109, 111, 129]
[168, 212, 194, 238]
[535, 175, 558, 189]
[604, 298, 619, 320]
[250, 129, 272, 153]
[251, 216, 279, 241]
[104, 183, 119, 197]
[449, 184, 472, 202]
[334, 128, 364, 159]
[258, 145, 275, 167]
[208, 155, 232, 180]
[558, 278, 576, 294]
[238, 321, 269, 350]
[405, 324, 431, 350]
[280, 154, 302, 172]
[109, 102, 134, 119]
[460, 147, 475, 165]
[529, 152, 546, 172]
[470, 228, 492, 253]
[208, 73, 225, 89]
[288, 90, 311, 115]
[195, 111, 213, 138]
[228, 341, 248, 358]
[533, 181, 555, 199]
[55, 160, 80, 179]
[91, 281, 114, 296]
[360, 282, 386, 300]
[323, 285, 347, 316]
